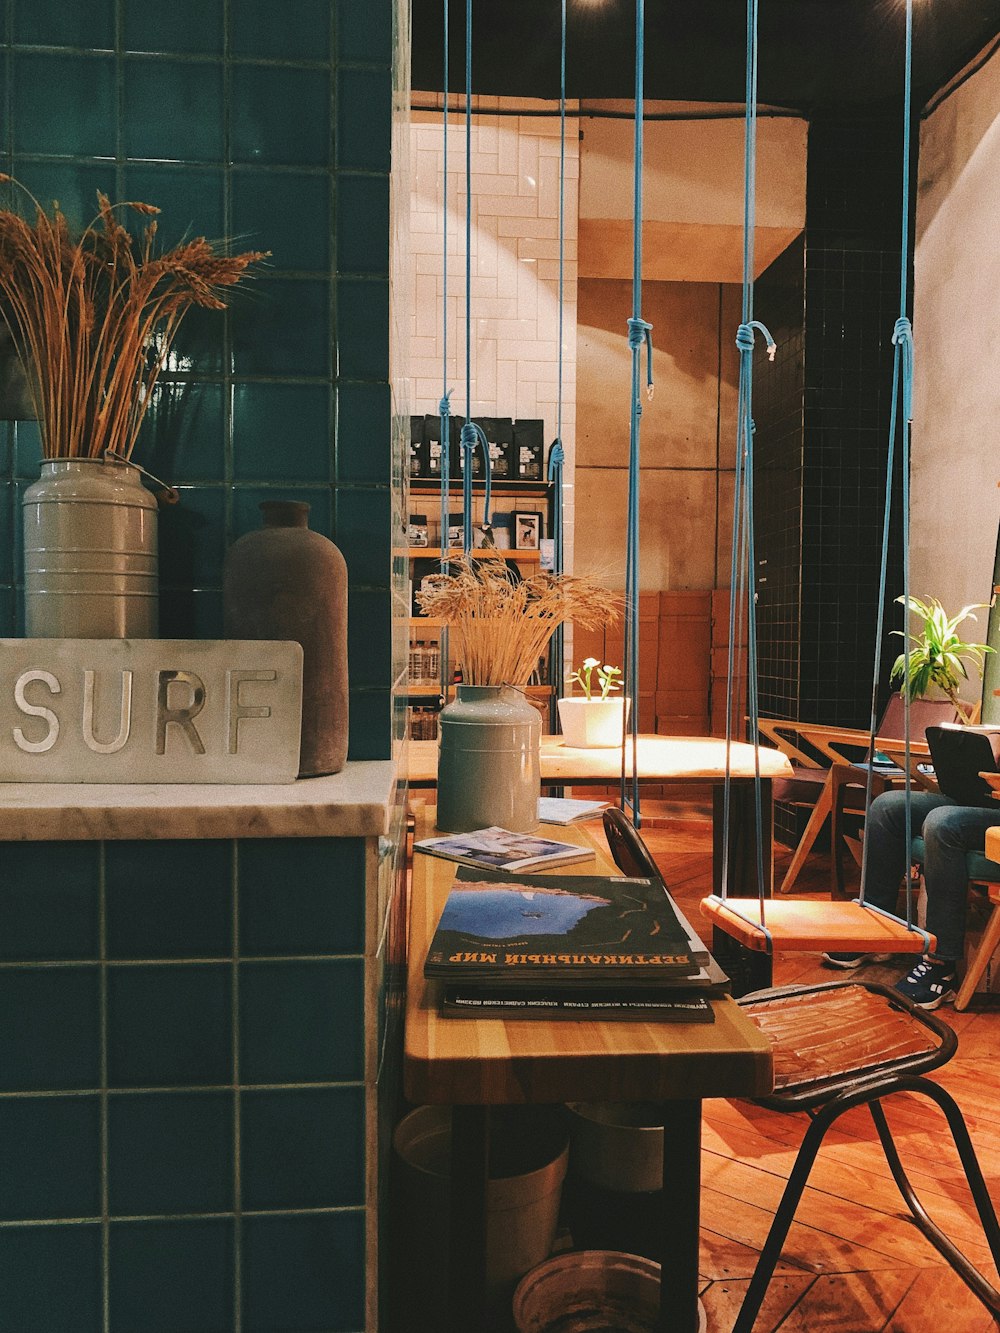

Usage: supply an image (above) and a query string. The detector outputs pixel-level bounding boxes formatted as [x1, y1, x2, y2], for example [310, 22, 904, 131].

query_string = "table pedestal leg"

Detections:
[448, 1105, 489, 1333]
[658, 1099, 703, 1333]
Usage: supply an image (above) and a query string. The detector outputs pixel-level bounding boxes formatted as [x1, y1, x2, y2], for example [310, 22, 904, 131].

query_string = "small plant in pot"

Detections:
[558, 657, 631, 749]
[890, 594, 993, 725]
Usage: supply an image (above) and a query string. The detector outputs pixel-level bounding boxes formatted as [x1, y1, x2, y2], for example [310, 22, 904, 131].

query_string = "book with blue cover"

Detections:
[423, 865, 705, 989]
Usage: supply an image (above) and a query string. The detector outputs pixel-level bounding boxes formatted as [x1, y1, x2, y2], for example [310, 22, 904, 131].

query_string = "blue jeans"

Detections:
[863, 790, 1000, 961]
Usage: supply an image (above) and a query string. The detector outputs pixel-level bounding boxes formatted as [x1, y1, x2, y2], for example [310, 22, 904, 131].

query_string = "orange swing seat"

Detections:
[700, 895, 934, 955]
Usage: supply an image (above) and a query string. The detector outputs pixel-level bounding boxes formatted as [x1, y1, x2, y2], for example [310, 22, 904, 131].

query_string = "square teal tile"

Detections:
[161, 302, 228, 375]
[336, 383, 392, 485]
[108, 1092, 233, 1216]
[232, 383, 331, 482]
[231, 0, 332, 60]
[334, 486, 390, 584]
[338, 0, 392, 65]
[337, 68, 391, 172]
[13, 0, 114, 48]
[230, 278, 330, 377]
[231, 171, 330, 272]
[124, 0, 224, 54]
[13, 420, 43, 479]
[124, 58, 225, 162]
[336, 174, 389, 275]
[107, 964, 232, 1088]
[347, 687, 392, 759]
[13, 162, 117, 233]
[0, 967, 100, 1091]
[238, 837, 365, 956]
[157, 485, 227, 589]
[12, 53, 116, 157]
[0, 588, 15, 635]
[336, 277, 389, 380]
[0, 1096, 101, 1221]
[241, 1087, 364, 1209]
[106, 840, 232, 959]
[121, 164, 225, 252]
[159, 588, 225, 638]
[348, 588, 392, 683]
[0, 1225, 102, 1333]
[110, 1219, 234, 1332]
[0, 482, 13, 586]
[242, 1212, 364, 1332]
[0, 841, 100, 961]
[239, 959, 364, 1084]
[231, 66, 330, 167]
[138, 380, 226, 485]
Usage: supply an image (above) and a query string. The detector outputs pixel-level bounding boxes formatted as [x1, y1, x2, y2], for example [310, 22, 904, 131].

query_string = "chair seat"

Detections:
[774, 763, 891, 808]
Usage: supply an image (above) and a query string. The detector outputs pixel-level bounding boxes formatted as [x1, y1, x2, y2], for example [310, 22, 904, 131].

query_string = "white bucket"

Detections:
[566, 1102, 665, 1194]
[392, 1105, 569, 1321]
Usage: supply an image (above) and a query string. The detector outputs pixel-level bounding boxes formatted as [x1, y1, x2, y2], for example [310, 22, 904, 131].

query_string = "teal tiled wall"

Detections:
[0, 0, 406, 760]
[0, 835, 369, 1331]
[0, 0, 409, 1328]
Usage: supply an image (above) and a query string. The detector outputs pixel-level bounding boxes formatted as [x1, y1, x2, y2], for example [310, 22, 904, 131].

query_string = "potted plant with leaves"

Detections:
[890, 594, 993, 724]
[0, 176, 267, 637]
[557, 657, 630, 749]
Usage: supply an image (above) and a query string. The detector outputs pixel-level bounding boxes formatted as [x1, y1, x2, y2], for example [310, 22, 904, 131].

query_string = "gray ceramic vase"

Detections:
[23, 457, 159, 638]
[224, 500, 348, 777]
[436, 683, 541, 831]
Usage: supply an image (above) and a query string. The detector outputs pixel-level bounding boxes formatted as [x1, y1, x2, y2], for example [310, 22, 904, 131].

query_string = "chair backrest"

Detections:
[602, 807, 665, 885]
[876, 693, 957, 744]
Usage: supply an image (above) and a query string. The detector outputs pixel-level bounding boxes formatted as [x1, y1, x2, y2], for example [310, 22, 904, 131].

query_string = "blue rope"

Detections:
[549, 0, 567, 722]
[859, 0, 918, 932]
[461, 0, 491, 558]
[621, 0, 651, 829]
[438, 0, 451, 696]
[720, 0, 772, 912]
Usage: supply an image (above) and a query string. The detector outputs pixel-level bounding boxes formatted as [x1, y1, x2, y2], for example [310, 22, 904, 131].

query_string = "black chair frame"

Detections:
[734, 979, 1000, 1330]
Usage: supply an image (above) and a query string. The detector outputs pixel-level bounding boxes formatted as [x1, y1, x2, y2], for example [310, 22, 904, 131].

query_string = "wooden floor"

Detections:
[636, 807, 1000, 1333]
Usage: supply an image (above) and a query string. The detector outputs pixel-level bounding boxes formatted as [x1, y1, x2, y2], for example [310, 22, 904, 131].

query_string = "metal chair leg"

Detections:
[868, 1082, 1000, 1318]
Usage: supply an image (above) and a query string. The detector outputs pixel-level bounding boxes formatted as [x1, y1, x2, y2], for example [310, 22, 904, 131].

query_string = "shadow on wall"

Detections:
[0, 327, 35, 420]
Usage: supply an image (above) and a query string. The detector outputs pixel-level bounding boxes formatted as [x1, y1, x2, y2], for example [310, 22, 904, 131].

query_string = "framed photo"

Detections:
[513, 510, 541, 550]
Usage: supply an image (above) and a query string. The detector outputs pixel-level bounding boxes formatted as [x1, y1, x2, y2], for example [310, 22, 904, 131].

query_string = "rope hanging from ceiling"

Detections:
[546, 0, 568, 723]
[620, 0, 654, 828]
[701, 0, 931, 956]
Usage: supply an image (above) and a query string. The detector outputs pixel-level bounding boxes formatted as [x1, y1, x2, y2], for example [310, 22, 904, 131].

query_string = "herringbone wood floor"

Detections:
[635, 808, 1000, 1333]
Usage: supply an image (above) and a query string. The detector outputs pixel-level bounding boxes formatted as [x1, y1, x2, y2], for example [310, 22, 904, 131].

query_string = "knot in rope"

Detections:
[735, 320, 778, 362]
[438, 391, 452, 417]
[547, 439, 564, 478]
[459, 421, 477, 451]
[626, 316, 654, 400]
[459, 419, 492, 527]
[892, 316, 912, 348]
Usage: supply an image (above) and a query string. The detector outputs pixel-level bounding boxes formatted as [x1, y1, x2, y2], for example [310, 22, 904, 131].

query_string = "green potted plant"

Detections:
[890, 594, 993, 724]
[557, 657, 630, 748]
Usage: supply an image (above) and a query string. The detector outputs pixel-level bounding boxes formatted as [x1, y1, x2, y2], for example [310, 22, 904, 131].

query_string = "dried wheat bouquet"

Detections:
[0, 176, 268, 460]
[416, 556, 622, 686]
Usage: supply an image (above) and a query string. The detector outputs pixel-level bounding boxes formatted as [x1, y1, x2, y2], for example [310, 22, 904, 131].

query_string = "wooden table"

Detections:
[408, 734, 793, 898]
[404, 808, 774, 1332]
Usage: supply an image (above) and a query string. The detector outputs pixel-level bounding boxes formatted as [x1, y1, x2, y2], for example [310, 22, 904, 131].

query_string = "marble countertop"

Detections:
[0, 760, 399, 841]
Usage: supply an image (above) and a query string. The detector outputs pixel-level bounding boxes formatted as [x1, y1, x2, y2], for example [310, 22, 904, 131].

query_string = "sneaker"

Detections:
[822, 951, 892, 969]
[894, 956, 957, 1010]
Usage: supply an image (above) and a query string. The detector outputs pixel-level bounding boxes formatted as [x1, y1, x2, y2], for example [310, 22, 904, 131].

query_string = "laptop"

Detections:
[925, 724, 1000, 808]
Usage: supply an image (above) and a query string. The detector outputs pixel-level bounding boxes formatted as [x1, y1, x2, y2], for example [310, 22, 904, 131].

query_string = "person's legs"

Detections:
[919, 803, 1000, 959]
[823, 790, 951, 968]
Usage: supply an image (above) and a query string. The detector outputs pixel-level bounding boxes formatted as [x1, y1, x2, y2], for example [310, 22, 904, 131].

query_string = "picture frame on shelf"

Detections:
[513, 510, 541, 550]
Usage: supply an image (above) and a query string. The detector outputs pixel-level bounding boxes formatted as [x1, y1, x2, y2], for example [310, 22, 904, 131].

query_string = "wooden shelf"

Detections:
[405, 682, 554, 702]
[411, 479, 551, 498]
[400, 547, 541, 561]
[409, 617, 444, 629]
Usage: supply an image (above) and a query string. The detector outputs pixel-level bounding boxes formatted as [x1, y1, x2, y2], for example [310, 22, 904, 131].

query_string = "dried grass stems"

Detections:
[0, 176, 268, 460]
[416, 556, 622, 686]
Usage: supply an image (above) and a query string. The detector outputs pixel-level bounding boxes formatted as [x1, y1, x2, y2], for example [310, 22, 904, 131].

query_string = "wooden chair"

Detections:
[732, 979, 1000, 1332]
[760, 696, 956, 896]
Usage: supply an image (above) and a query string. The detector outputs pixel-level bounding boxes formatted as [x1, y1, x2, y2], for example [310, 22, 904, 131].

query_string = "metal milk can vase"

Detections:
[436, 684, 541, 832]
[223, 500, 349, 778]
[23, 457, 159, 637]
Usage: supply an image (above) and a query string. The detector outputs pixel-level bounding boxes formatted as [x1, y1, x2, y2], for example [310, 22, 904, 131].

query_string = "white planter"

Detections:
[557, 696, 630, 748]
